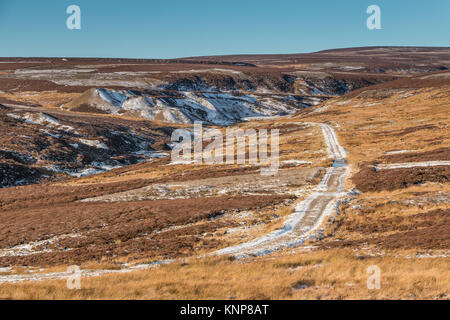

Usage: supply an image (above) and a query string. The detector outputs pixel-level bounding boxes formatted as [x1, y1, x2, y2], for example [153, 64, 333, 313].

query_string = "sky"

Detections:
[0, 0, 449, 59]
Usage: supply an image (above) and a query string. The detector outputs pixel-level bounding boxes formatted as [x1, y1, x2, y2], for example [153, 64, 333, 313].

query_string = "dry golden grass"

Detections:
[0, 91, 79, 109]
[0, 248, 448, 300]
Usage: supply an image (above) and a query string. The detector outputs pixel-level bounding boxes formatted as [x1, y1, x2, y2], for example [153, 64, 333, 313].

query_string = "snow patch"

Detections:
[376, 161, 450, 170]
[79, 139, 108, 150]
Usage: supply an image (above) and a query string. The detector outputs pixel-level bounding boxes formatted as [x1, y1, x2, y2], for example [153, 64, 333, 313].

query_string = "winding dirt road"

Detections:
[215, 123, 349, 257]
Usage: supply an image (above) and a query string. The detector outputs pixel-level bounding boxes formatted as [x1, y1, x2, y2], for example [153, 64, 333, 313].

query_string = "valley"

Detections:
[0, 47, 448, 299]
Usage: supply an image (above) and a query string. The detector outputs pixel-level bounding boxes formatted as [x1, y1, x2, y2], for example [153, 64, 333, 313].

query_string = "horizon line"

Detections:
[1, 45, 449, 61]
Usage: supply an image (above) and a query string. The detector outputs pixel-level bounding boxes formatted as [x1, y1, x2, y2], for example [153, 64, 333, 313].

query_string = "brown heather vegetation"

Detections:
[352, 164, 450, 192]
[0, 191, 293, 266]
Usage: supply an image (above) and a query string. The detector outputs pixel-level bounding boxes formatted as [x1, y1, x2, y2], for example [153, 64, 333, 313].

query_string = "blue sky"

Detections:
[0, 0, 448, 58]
